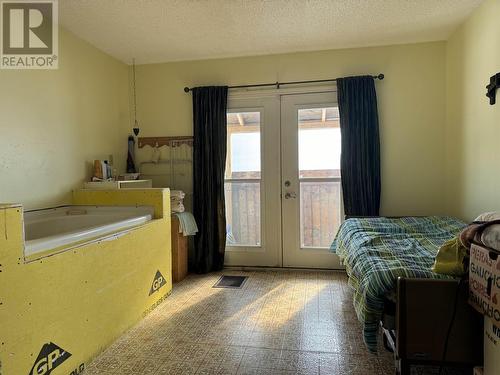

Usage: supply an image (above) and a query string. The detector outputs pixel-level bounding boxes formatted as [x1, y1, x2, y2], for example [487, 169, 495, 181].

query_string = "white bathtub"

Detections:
[24, 206, 154, 256]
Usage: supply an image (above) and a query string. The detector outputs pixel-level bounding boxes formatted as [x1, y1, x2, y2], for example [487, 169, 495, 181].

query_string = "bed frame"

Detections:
[381, 278, 483, 374]
[342, 216, 484, 372]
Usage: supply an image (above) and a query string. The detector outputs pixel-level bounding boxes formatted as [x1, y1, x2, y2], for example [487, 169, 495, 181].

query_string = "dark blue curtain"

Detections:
[192, 86, 228, 273]
[337, 76, 381, 217]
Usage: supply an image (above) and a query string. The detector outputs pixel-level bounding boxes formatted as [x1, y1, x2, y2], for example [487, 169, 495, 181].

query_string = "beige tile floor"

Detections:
[84, 270, 466, 375]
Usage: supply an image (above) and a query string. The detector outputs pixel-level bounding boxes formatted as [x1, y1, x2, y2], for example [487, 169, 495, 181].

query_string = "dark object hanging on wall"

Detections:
[337, 75, 381, 217]
[192, 86, 229, 273]
[126, 59, 140, 173]
[132, 58, 140, 130]
[126, 135, 136, 173]
[486, 73, 500, 105]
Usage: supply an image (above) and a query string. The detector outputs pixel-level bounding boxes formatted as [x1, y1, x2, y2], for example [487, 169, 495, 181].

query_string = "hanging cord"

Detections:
[438, 277, 464, 375]
[132, 58, 138, 128]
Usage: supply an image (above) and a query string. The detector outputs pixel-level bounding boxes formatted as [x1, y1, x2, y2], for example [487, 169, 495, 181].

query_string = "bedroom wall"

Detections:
[445, 0, 500, 221]
[446, 2, 500, 370]
[135, 42, 447, 216]
[0, 28, 130, 210]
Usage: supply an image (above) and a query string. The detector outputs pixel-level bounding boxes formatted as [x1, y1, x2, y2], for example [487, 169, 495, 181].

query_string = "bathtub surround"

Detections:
[72, 188, 170, 219]
[0, 27, 130, 210]
[0, 189, 172, 375]
[23, 205, 154, 258]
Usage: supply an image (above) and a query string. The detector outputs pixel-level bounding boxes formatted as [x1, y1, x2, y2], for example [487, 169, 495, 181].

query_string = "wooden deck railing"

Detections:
[225, 179, 342, 248]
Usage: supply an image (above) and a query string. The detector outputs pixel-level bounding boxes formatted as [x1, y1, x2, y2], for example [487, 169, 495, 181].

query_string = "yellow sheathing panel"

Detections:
[0, 205, 24, 265]
[72, 188, 170, 219]
[0, 191, 172, 375]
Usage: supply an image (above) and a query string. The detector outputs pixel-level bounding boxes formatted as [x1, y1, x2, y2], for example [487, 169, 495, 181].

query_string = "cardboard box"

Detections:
[484, 317, 500, 375]
[469, 243, 500, 327]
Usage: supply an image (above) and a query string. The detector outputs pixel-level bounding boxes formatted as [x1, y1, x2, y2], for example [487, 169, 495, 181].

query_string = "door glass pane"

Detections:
[300, 181, 342, 248]
[226, 112, 261, 179]
[225, 182, 261, 246]
[225, 111, 262, 247]
[298, 106, 342, 248]
[298, 107, 340, 178]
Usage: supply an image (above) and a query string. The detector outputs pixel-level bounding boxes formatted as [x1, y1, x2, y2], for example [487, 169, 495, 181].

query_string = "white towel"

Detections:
[170, 190, 186, 199]
[173, 212, 198, 236]
[171, 201, 185, 213]
[151, 146, 161, 163]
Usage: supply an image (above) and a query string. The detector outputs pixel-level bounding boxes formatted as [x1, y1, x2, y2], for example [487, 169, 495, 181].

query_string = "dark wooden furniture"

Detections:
[383, 278, 483, 374]
[171, 216, 188, 283]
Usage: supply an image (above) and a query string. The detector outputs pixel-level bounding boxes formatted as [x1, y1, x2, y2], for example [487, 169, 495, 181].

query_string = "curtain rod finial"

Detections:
[184, 87, 191, 93]
[377, 74, 384, 80]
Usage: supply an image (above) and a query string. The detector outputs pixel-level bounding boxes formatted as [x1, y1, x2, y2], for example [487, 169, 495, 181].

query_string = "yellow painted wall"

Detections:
[445, 1, 500, 373]
[0, 190, 172, 375]
[135, 42, 447, 216]
[0, 28, 130, 210]
[445, 0, 500, 221]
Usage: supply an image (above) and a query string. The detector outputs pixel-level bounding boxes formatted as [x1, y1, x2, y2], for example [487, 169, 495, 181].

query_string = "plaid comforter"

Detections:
[331, 216, 466, 352]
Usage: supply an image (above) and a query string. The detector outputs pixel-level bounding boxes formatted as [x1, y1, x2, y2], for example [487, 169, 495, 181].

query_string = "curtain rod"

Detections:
[183, 73, 384, 93]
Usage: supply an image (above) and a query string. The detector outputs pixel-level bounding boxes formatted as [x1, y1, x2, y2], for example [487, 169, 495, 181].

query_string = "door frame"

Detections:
[280, 92, 344, 269]
[223, 95, 282, 267]
[224, 85, 343, 269]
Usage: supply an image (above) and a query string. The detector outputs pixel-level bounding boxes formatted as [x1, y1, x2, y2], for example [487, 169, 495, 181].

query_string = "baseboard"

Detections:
[223, 265, 346, 272]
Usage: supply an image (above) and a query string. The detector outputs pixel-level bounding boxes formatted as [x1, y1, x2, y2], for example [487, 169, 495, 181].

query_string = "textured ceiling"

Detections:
[59, 0, 483, 64]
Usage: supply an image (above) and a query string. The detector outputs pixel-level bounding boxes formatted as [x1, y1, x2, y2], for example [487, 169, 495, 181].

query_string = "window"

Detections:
[224, 112, 262, 246]
[298, 107, 342, 248]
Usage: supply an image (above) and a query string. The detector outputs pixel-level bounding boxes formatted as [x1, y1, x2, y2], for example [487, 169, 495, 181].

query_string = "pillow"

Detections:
[472, 212, 500, 251]
[481, 225, 500, 252]
[475, 211, 500, 221]
[432, 237, 467, 276]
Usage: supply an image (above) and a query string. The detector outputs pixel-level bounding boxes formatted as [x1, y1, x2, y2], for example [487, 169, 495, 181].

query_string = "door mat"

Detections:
[213, 275, 248, 289]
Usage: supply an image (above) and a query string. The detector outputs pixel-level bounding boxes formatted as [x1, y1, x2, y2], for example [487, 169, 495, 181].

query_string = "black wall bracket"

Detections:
[486, 73, 500, 105]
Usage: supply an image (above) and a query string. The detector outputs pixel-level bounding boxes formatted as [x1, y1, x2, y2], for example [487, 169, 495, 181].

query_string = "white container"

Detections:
[83, 180, 153, 189]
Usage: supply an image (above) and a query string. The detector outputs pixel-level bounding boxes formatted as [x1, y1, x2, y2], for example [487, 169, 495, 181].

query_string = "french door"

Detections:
[224, 91, 343, 269]
[223, 96, 282, 266]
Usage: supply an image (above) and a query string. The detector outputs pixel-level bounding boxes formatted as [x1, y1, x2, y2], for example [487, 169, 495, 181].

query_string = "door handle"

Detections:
[284, 192, 297, 199]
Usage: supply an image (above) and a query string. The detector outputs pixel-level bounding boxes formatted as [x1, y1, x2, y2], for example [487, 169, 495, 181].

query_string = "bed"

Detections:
[332, 216, 465, 351]
[331, 216, 483, 373]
